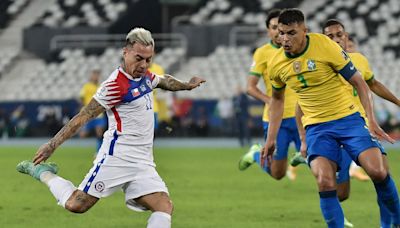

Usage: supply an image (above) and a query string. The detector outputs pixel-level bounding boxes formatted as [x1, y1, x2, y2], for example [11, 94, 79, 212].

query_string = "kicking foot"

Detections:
[16, 160, 58, 181]
[238, 143, 261, 171]
[289, 152, 306, 167]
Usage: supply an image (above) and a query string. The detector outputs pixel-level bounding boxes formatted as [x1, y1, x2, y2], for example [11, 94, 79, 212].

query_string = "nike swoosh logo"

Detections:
[350, 65, 354, 70]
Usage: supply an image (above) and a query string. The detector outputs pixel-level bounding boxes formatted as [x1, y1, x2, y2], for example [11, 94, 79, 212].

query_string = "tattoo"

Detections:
[49, 99, 105, 149]
[157, 74, 190, 91]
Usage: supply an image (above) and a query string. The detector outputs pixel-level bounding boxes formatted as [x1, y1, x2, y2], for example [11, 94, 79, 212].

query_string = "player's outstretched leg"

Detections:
[16, 160, 58, 180]
[238, 143, 261, 171]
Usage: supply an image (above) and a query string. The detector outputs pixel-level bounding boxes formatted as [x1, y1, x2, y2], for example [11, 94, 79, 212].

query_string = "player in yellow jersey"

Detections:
[148, 62, 165, 131]
[238, 9, 304, 181]
[322, 19, 400, 228]
[264, 9, 400, 227]
[79, 69, 106, 153]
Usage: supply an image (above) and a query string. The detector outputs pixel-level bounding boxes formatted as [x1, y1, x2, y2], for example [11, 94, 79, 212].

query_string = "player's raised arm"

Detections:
[348, 72, 395, 143]
[156, 74, 205, 91]
[33, 99, 106, 164]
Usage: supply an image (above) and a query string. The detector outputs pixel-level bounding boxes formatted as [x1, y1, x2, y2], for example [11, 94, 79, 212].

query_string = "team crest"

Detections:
[94, 181, 105, 192]
[293, 61, 301, 73]
[307, 59, 316, 71]
[140, 85, 146, 92]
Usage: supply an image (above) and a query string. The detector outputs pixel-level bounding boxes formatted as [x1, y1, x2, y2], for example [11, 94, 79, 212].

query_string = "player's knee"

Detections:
[161, 199, 174, 214]
[368, 168, 387, 182]
[272, 171, 286, 180]
[65, 200, 90, 214]
[316, 175, 335, 191]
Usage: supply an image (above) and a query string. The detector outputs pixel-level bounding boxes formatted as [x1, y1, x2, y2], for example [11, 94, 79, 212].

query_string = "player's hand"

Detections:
[187, 77, 206, 90]
[368, 121, 395, 144]
[261, 140, 275, 168]
[300, 140, 307, 158]
[33, 143, 55, 165]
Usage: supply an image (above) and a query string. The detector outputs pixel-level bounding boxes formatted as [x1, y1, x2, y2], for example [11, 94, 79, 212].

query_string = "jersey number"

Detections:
[297, 74, 308, 88]
[144, 94, 152, 110]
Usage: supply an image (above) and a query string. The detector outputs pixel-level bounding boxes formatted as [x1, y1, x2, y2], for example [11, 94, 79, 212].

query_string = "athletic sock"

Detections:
[147, 211, 171, 228]
[253, 151, 271, 174]
[378, 197, 392, 228]
[41, 172, 76, 208]
[319, 190, 344, 228]
[374, 175, 400, 225]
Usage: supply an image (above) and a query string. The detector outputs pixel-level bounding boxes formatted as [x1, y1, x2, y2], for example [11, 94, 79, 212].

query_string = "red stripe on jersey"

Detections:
[104, 71, 131, 107]
[145, 70, 155, 81]
[111, 107, 122, 132]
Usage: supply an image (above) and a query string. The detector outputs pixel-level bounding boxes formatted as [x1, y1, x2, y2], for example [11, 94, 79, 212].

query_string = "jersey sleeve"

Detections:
[323, 37, 357, 80]
[360, 54, 374, 81]
[249, 48, 264, 77]
[145, 70, 160, 89]
[94, 73, 129, 110]
[269, 67, 286, 90]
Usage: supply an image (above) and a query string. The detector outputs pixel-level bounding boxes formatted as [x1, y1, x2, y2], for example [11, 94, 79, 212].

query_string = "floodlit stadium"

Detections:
[0, 0, 399, 227]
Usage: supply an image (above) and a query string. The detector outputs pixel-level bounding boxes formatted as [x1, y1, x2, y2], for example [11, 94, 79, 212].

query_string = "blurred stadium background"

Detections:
[0, 0, 399, 141]
[0, 0, 399, 227]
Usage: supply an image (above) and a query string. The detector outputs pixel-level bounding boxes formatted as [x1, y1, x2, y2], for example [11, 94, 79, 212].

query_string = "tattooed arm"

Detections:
[33, 99, 106, 164]
[156, 74, 206, 91]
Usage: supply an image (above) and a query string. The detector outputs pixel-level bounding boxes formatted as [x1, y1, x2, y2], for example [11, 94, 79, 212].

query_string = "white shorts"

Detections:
[78, 154, 169, 211]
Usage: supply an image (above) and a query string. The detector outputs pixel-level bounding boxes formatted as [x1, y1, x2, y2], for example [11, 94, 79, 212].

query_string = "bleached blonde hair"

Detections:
[125, 27, 154, 47]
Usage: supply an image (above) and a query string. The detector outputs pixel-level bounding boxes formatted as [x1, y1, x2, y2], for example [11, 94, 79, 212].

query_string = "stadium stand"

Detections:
[33, 0, 129, 27]
[0, 0, 399, 137]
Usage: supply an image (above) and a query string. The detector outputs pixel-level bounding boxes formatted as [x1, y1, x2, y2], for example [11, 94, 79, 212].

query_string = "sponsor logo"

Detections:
[146, 79, 152, 88]
[140, 85, 146, 92]
[94, 181, 105, 192]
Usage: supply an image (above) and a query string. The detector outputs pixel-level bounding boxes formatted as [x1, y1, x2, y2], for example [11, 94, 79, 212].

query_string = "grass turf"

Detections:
[1, 145, 399, 227]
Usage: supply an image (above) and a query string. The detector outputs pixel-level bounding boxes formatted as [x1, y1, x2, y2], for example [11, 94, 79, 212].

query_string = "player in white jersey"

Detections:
[16, 27, 205, 228]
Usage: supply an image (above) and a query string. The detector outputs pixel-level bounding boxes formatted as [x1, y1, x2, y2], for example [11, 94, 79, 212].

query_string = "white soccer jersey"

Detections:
[94, 67, 160, 165]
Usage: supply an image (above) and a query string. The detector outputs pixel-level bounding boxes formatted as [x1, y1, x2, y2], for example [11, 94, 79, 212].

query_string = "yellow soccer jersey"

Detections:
[344, 52, 374, 119]
[269, 33, 358, 127]
[149, 63, 165, 113]
[250, 41, 298, 122]
[80, 82, 98, 106]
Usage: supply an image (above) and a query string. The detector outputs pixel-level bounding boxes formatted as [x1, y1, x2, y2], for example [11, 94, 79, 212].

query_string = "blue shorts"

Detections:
[306, 112, 385, 173]
[82, 117, 107, 132]
[263, 117, 301, 160]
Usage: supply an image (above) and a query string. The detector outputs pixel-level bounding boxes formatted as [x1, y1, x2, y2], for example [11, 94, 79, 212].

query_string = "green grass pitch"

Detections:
[1, 145, 399, 227]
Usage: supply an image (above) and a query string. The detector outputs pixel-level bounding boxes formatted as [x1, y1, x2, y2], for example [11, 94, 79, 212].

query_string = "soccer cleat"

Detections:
[16, 160, 58, 181]
[349, 167, 370, 181]
[238, 143, 261, 171]
[344, 217, 354, 227]
[286, 166, 297, 181]
[289, 152, 307, 167]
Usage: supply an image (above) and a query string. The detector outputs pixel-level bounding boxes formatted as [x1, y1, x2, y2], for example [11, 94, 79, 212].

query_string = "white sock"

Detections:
[147, 211, 171, 228]
[44, 174, 76, 208]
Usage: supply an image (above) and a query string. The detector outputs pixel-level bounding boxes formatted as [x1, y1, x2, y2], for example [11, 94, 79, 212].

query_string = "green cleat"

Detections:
[289, 152, 307, 167]
[238, 143, 262, 171]
[344, 217, 354, 228]
[16, 160, 58, 181]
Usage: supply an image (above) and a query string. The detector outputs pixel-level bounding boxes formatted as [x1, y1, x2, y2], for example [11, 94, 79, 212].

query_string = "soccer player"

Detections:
[263, 9, 400, 227]
[322, 19, 400, 228]
[238, 9, 303, 181]
[148, 62, 165, 131]
[79, 69, 106, 153]
[16, 28, 205, 228]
